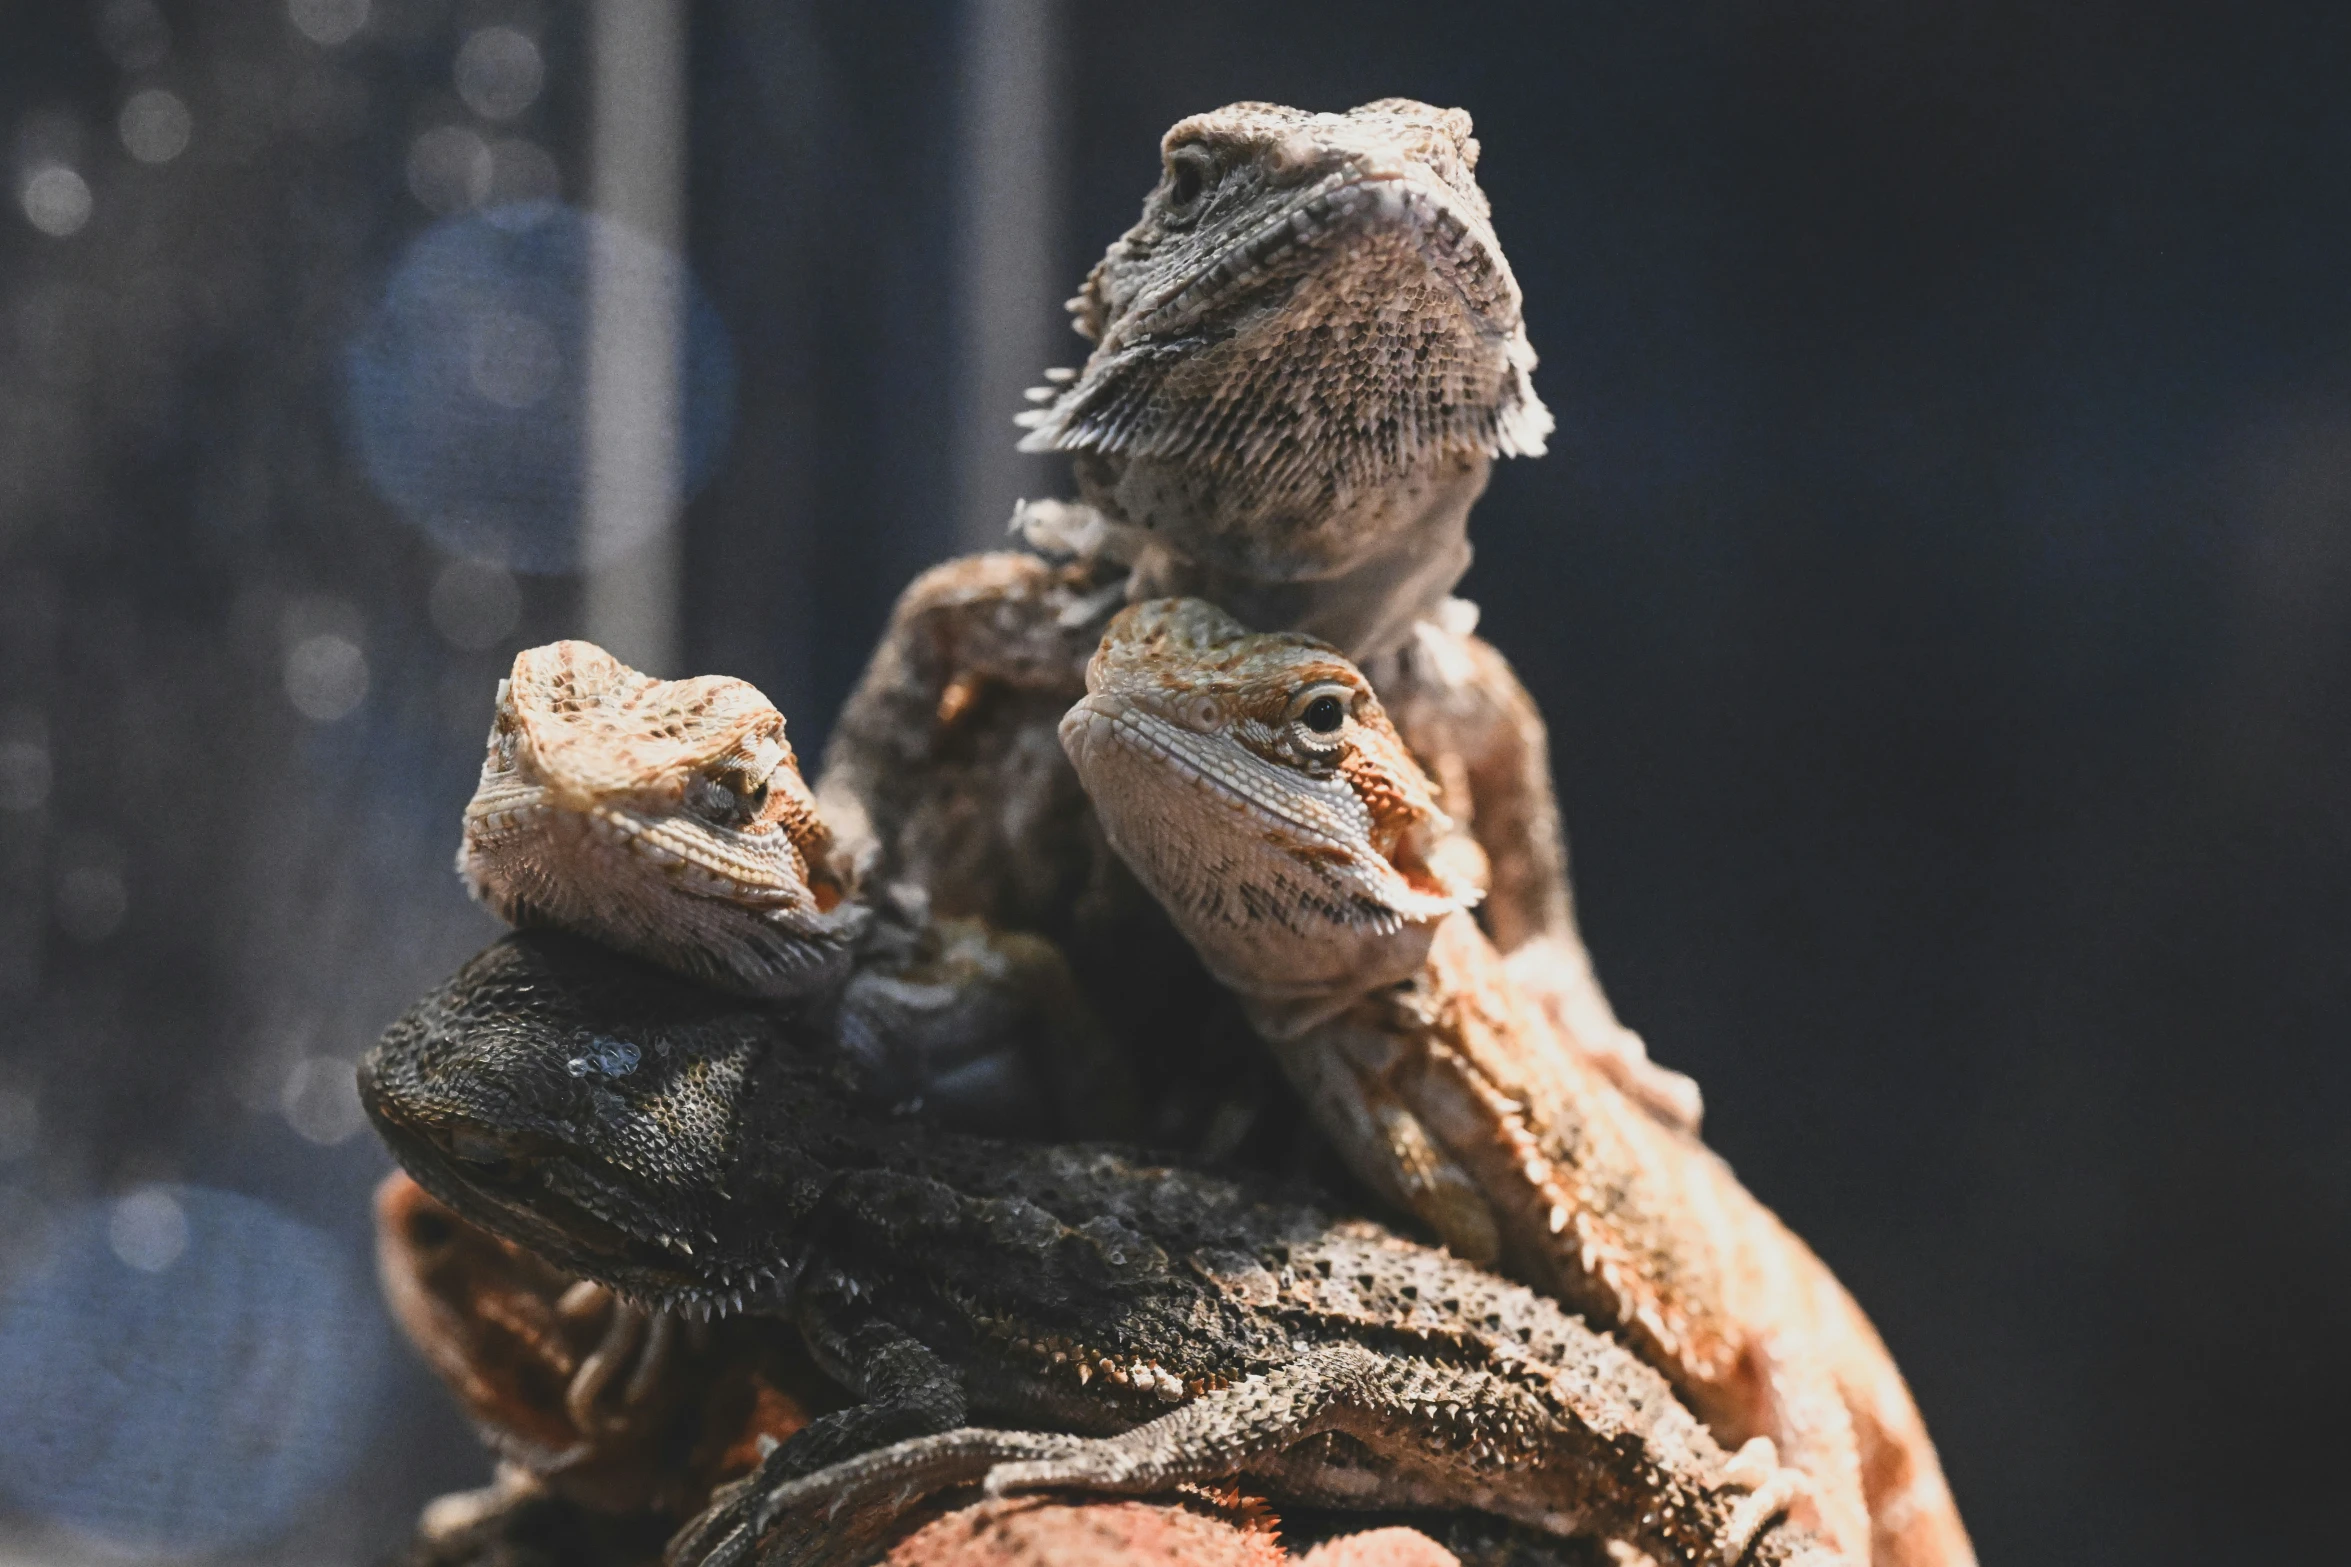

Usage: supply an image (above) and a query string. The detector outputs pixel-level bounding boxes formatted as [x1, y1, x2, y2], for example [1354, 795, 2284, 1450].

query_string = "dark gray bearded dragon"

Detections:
[359, 933, 1843, 1567]
[815, 98, 1702, 1147]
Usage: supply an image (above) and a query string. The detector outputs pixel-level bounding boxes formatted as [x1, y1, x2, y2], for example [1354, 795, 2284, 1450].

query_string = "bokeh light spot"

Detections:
[487, 137, 561, 204]
[287, 0, 369, 47]
[284, 633, 369, 721]
[347, 204, 735, 572]
[455, 27, 544, 121]
[407, 124, 492, 215]
[279, 1056, 366, 1146]
[119, 88, 193, 165]
[21, 167, 92, 238]
[429, 558, 521, 650]
[107, 1187, 187, 1273]
[0, 1186, 387, 1554]
[467, 307, 560, 409]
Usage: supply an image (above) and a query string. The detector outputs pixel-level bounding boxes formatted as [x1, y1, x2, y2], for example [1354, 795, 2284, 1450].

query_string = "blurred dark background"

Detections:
[0, 1, 2344, 1562]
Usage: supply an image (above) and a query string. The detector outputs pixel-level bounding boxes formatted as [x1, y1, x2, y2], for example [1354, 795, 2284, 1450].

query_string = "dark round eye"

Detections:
[1165, 145, 1215, 212]
[689, 768, 769, 825]
[1301, 694, 1346, 734]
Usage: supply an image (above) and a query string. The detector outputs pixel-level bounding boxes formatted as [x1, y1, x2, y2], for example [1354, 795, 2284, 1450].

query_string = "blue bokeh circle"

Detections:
[346, 201, 737, 573]
[0, 1186, 389, 1556]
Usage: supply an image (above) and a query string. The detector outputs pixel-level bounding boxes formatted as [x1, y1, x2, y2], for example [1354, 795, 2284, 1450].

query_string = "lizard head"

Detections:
[459, 640, 867, 1000]
[359, 932, 847, 1318]
[1020, 99, 1551, 584]
[1059, 598, 1484, 1027]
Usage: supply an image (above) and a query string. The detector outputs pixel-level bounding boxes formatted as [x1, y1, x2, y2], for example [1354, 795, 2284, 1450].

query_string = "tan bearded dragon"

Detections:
[457, 638, 1138, 1143]
[816, 97, 1700, 1139]
[1059, 599, 1976, 1567]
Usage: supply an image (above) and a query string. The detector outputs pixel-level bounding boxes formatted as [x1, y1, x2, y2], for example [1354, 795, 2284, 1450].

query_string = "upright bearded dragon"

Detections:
[1058, 600, 1975, 1567]
[360, 931, 1838, 1567]
[816, 98, 1699, 1137]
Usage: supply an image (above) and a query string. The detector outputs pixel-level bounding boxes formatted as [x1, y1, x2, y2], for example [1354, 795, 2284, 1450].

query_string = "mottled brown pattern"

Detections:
[1063, 603, 1975, 1567]
[1022, 100, 1548, 580]
[819, 99, 1690, 1147]
[374, 1172, 835, 1530]
[460, 641, 865, 1000]
[362, 934, 1840, 1567]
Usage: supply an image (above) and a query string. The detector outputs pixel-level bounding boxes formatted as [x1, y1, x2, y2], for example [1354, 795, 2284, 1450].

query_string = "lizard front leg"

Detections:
[1383, 618, 1705, 1134]
[1263, 1026, 1502, 1265]
[984, 1341, 1839, 1567]
[672, 1427, 1088, 1567]
[667, 1281, 969, 1567]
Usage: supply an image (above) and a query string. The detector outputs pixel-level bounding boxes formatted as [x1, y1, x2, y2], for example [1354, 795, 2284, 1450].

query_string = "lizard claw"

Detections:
[1715, 1437, 1804, 1566]
[1721, 1435, 1782, 1490]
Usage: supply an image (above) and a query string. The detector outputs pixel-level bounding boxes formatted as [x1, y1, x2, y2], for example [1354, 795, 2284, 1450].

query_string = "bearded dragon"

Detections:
[360, 931, 1839, 1567]
[1058, 600, 1975, 1567]
[377, 1185, 1631, 1567]
[376, 1170, 834, 1539]
[816, 97, 1699, 1140]
[457, 639, 1140, 1142]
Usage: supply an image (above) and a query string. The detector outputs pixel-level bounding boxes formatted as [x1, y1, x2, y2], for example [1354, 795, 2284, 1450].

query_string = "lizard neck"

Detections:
[1109, 453, 1487, 663]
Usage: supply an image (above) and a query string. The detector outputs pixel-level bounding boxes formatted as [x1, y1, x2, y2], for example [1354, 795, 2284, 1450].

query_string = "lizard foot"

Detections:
[561, 1290, 680, 1435]
[979, 1343, 1394, 1504]
[667, 1428, 1083, 1567]
[1714, 1437, 1804, 1567]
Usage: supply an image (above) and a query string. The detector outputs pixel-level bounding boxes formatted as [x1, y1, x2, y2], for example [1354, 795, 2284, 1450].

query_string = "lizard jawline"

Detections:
[1121, 167, 1514, 348]
[366, 1113, 777, 1323]
[461, 790, 865, 1000]
[1060, 695, 1450, 1026]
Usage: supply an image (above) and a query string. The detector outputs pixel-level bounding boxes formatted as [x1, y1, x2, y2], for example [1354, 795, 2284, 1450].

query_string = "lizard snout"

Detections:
[1056, 691, 1128, 772]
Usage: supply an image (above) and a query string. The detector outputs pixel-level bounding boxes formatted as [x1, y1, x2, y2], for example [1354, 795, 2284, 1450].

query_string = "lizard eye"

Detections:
[689, 765, 771, 826]
[1286, 684, 1356, 746]
[489, 710, 521, 768]
[1163, 144, 1218, 218]
[442, 1127, 523, 1179]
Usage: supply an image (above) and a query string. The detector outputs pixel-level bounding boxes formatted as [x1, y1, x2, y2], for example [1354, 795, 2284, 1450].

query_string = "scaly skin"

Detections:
[1059, 601, 1974, 1567]
[460, 641, 866, 1000]
[359, 933, 1841, 1567]
[1017, 98, 1547, 638]
[819, 101, 1695, 1139]
[378, 1174, 1620, 1567]
[456, 639, 1141, 1143]
[376, 1172, 834, 1530]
